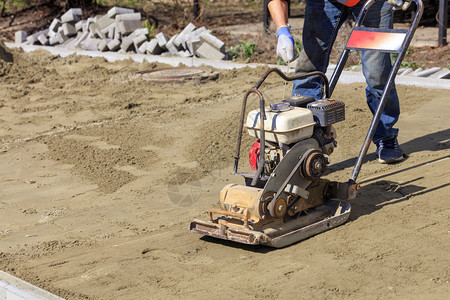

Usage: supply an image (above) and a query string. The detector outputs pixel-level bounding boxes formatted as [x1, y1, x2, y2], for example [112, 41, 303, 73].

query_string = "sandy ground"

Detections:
[0, 44, 449, 299]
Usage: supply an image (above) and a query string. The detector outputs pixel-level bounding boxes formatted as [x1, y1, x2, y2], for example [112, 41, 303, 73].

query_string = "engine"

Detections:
[246, 95, 345, 174]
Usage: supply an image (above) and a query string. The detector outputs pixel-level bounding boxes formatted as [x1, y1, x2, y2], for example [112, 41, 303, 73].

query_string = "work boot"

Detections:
[375, 137, 404, 164]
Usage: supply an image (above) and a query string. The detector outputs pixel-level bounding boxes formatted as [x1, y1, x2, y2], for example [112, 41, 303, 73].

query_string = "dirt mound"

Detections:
[43, 120, 159, 194]
[0, 40, 13, 76]
[0, 40, 13, 62]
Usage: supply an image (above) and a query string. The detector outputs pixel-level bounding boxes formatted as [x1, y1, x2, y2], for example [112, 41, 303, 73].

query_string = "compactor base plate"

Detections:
[190, 199, 351, 248]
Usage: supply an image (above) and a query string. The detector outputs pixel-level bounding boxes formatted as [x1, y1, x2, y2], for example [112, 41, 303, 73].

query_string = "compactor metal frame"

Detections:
[190, 0, 424, 248]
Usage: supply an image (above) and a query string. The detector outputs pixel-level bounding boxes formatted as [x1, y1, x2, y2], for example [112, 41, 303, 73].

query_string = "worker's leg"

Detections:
[292, 0, 350, 99]
[354, 1, 400, 144]
[354, 1, 403, 163]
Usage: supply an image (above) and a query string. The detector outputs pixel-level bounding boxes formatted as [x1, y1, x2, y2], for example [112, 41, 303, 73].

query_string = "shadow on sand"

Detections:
[327, 128, 450, 173]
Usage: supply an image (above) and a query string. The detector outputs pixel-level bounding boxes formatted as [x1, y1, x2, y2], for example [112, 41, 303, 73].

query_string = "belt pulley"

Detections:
[302, 150, 327, 180]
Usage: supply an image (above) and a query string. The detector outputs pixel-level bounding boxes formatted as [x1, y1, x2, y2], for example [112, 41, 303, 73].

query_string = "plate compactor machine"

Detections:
[190, 0, 423, 248]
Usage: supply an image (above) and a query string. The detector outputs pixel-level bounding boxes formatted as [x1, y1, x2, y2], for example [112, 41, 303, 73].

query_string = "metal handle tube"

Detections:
[350, 0, 424, 182]
[252, 89, 267, 186]
[233, 88, 265, 174]
[254, 68, 330, 97]
[234, 88, 255, 173]
[329, 50, 350, 96]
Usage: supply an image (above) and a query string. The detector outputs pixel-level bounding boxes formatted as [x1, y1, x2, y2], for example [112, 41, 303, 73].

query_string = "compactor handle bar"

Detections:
[331, 0, 423, 184]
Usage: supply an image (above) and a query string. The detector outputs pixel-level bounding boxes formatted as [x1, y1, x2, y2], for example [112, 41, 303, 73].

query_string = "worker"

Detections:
[268, 0, 412, 164]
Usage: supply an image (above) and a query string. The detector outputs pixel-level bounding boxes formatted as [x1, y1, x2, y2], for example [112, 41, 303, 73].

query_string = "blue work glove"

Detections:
[387, 0, 414, 10]
[276, 25, 296, 63]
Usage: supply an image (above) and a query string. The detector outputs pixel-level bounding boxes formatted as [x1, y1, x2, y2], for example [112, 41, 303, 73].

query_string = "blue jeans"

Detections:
[293, 0, 400, 143]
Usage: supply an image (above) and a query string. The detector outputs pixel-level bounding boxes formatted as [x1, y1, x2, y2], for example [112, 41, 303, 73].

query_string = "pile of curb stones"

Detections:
[14, 7, 227, 60]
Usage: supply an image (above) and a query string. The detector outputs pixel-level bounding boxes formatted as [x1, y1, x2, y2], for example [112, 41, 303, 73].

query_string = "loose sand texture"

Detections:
[0, 45, 449, 299]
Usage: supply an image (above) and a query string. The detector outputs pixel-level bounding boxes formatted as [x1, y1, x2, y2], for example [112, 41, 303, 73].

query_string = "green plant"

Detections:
[276, 58, 286, 65]
[228, 45, 240, 60]
[400, 61, 419, 69]
[228, 40, 256, 60]
[240, 40, 255, 58]
[295, 40, 302, 55]
[391, 48, 419, 69]
[142, 20, 156, 38]
[390, 52, 398, 62]
[391, 47, 416, 68]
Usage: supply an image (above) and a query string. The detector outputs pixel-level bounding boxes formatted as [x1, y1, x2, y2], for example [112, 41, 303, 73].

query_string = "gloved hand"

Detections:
[387, 0, 413, 11]
[276, 25, 296, 63]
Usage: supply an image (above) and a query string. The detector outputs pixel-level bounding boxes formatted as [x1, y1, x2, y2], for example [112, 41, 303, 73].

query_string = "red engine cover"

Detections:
[249, 139, 260, 171]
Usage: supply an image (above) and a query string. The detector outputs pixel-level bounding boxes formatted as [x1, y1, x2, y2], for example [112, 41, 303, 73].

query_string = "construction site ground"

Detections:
[1, 4, 450, 299]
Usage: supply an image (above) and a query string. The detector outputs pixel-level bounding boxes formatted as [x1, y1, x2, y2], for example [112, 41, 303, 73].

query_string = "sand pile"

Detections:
[0, 40, 13, 62]
[0, 40, 13, 76]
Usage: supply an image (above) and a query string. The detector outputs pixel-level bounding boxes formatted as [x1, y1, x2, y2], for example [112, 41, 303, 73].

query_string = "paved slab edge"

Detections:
[0, 270, 63, 300]
[6, 43, 450, 90]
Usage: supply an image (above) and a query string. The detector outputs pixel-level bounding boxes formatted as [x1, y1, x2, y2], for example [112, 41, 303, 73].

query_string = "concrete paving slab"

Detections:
[80, 38, 102, 51]
[107, 25, 115, 39]
[115, 13, 141, 21]
[49, 18, 62, 33]
[57, 28, 69, 43]
[37, 33, 49, 46]
[62, 23, 77, 37]
[430, 68, 450, 79]
[100, 23, 113, 37]
[196, 42, 225, 60]
[61, 8, 82, 24]
[74, 30, 89, 48]
[96, 14, 115, 31]
[186, 36, 201, 56]
[108, 7, 134, 18]
[147, 38, 163, 55]
[185, 27, 208, 42]
[86, 17, 96, 34]
[107, 39, 121, 51]
[156, 32, 169, 49]
[0, 270, 63, 300]
[132, 28, 149, 36]
[25, 29, 48, 45]
[117, 19, 141, 35]
[415, 67, 442, 77]
[114, 27, 122, 41]
[166, 33, 180, 55]
[49, 34, 60, 46]
[48, 30, 57, 39]
[174, 22, 196, 47]
[98, 39, 111, 52]
[88, 20, 101, 38]
[59, 36, 78, 49]
[399, 68, 414, 76]
[176, 50, 192, 58]
[75, 20, 86, 32]
[95, 27, 106, 40]
[15, 31, 26, 44]
[199, 31, 225, 52]
[410, 67, 424, 76]
[133, 34, 147, 50]
[137, 41, 149, 54]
